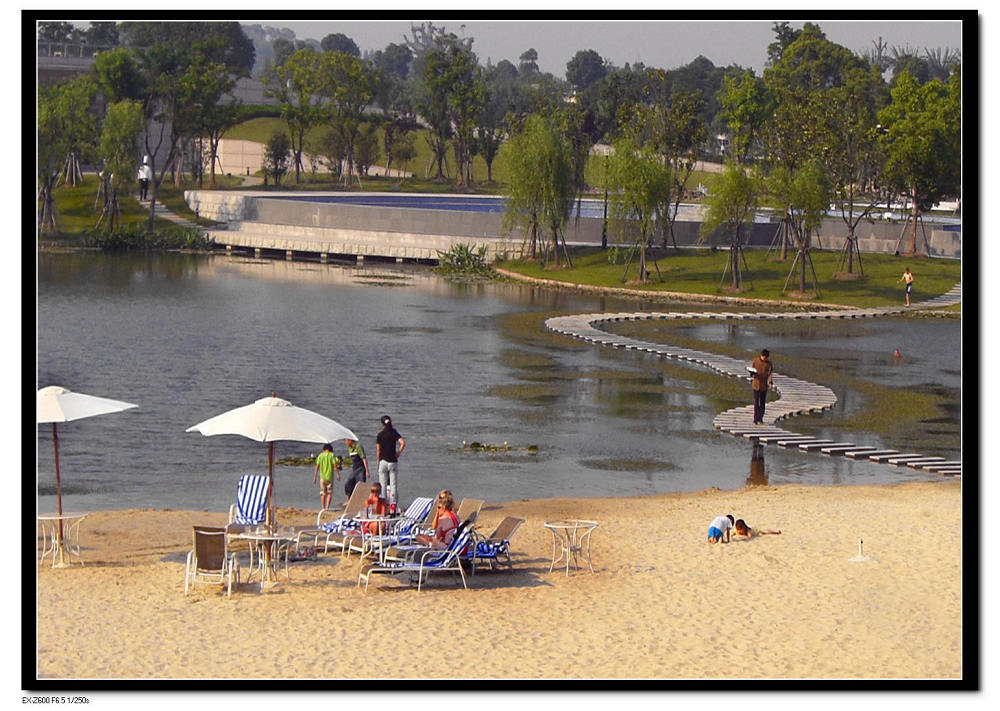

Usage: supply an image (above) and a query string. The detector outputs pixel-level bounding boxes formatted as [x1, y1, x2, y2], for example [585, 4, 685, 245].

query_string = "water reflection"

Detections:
[746, 442, 768, 486]
[37, 252, 956, 512]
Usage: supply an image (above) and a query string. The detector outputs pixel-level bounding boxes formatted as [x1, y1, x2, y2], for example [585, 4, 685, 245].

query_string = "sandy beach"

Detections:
[34, 480, 962, 681]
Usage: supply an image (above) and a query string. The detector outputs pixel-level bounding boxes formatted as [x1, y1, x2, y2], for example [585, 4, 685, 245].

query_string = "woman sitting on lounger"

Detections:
[733, 518, 781, 538]
[414, 490, 460, 549]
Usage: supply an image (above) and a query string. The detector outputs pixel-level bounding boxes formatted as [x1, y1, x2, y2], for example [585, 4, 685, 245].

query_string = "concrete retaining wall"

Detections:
[186, 190, 961, 262]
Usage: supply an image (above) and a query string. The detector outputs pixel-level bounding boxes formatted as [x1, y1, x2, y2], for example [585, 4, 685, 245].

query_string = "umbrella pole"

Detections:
[53, 424, 65, 546]
[267, 441, 275, 533]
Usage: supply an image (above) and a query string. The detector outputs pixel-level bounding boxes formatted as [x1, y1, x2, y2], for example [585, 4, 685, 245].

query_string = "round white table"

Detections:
[231, 528, 295, 590]
[544, 519, 598, 576]
[37, 512, 87, 568]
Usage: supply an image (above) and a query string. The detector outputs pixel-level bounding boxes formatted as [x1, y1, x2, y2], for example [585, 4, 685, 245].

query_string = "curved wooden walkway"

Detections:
[545, 284, 962, 478]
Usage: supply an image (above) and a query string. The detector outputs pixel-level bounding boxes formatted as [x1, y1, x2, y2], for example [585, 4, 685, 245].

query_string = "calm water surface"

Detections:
[36, 252, 960, 513]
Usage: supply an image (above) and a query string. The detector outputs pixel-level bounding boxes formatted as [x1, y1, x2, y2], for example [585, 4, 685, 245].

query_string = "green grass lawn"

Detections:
[41, 176, 174, 238]
[497, 247, 961, 309]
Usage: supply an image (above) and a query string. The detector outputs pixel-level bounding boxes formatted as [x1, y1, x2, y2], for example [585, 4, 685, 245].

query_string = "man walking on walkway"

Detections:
[750, 349, 774, 425]
[376, 415, 405, 511]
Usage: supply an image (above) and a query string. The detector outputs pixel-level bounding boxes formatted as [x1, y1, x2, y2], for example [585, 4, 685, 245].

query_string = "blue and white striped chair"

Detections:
[359, 521, 474, 592]
[228, 474, 270, 527]
[463, 516, 525, 575]
[298, 482, 370, 555]
[348, 496, 435, 559]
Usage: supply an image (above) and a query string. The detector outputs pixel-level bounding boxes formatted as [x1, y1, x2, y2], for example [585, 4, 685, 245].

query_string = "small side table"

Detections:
[37, 513, 87, 568]
[544, 519, 598, 576]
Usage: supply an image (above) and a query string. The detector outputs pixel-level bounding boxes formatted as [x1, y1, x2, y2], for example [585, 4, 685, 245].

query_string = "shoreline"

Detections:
[35, 479, 962, 680]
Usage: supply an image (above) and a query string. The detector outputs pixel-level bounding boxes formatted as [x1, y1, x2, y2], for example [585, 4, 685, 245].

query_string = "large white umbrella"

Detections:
[37, 385, 138, 564]
[186, 393, 358, 530]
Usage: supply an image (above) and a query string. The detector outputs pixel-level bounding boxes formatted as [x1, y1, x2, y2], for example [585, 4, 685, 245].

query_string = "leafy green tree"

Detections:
[768, 160, 831, 294]
[318, 51, 376, 186]
[766, 21, 802, 67]
[815, 63, 888, 275]
[313, 125, 346, 178]
[37, 82, 73, 232]
[878, 68, 961, 255]
[267, 48, 325, 183]
[263, 131, 292, 185]
[178, 50, 241, 187]
[271, 38, 295, 68]
[502, 113, 575, 266]
[391, 130, 417, 177]
[353, 122, 380, 178]
[639, 72, 708, 248]
[699, 160, 762, 290]
[118, 21, 254, 77]
[94, 47, 146, 103]
[416, 45, 457, 180]
[373, 42, 413, 79]
[605, 137, 671, 283]
[321, 33, 360, 57]
[762, 22, 863, 262]
[476, 64, 517, 183]
[518, 48, 539, 76]
[718, 69, 773, 164]
[37, 22, 74, 43]
[96, 99, 145, 231]
[566, 49, 608, 92]
[85, 21, 119, 46]
[48, 75, 100, 188]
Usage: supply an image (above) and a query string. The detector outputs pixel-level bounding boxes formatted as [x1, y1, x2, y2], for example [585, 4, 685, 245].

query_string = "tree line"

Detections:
[37, 19, 961, 282]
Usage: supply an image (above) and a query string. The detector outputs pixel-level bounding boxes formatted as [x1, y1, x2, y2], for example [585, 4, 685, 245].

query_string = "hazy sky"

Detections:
[243, 17, 965, 76]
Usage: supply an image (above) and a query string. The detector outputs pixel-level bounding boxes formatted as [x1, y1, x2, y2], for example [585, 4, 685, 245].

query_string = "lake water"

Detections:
[36, 252, 960, 514]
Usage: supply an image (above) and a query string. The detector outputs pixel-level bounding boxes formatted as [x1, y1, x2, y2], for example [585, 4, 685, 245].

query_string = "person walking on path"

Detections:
[750, 349, 774, 425]
[342, 437, 370, 507]
[313, 443, 340, 511]
[376, 415, 405, 511]
[898, 267, 914, 307]
[137, 156, 152, 201]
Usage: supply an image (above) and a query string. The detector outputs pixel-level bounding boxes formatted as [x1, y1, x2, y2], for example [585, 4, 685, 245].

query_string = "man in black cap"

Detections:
[376, 415, 405, 510]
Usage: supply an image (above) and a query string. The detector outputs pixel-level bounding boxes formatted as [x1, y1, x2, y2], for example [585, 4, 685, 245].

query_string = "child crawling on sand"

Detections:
[732, 518, 781, 538]
[707, 514, 734, 543]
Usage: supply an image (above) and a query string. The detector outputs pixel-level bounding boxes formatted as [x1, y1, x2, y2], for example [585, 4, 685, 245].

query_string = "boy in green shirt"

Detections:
[313, 443, 340, 510]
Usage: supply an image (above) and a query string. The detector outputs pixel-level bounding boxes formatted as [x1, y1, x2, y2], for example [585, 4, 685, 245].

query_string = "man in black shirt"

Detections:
[376, 415, 405, 510]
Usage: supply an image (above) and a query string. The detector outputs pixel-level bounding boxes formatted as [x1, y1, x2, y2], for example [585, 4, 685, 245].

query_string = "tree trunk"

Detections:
[731, 224, 741, 289]
[909, 184, 919, 255]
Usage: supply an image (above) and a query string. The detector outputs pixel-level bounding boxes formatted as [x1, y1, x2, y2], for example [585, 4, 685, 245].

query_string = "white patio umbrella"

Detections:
[185, 393, 358, 530]
[37, 385, 138, 565]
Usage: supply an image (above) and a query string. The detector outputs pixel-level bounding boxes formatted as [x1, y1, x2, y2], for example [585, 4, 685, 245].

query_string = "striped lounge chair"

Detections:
[358, 521, 474, 592]
[463, 516, 525, 575]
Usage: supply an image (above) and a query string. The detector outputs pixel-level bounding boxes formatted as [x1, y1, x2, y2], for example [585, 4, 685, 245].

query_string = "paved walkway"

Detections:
[139, 198, 204, 231]
[545, 284, 962, 478]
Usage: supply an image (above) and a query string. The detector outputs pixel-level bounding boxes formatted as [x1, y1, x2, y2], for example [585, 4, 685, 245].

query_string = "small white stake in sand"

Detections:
[849, 538, 871, 563]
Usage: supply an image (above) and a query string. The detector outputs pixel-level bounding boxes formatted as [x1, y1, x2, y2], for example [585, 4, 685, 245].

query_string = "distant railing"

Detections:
[37, 42, 114, 59]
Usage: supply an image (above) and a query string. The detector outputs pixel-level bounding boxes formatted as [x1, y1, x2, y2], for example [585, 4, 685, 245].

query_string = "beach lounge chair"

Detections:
[345, 496, 435, 560]
[185, 526, 240, 597]
[296, 482, 370, 555]
[227, 474, 270, 528]
[463, 516, 525, 575]
[457, 498, 485, 525]
[408, 497, 483, 540]
[358, 522, 474, 592]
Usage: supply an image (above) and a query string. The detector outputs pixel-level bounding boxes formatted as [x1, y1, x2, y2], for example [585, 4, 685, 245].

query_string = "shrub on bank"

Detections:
[84, 225, 214, 252]
[435, 243, 495, 276]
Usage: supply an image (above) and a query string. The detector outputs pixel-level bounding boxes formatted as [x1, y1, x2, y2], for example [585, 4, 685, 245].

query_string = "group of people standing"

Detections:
[312, 414, 406, 511]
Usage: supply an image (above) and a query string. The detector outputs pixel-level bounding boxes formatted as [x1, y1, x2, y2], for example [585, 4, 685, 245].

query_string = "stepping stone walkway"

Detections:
[545, 283, 962, 478]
